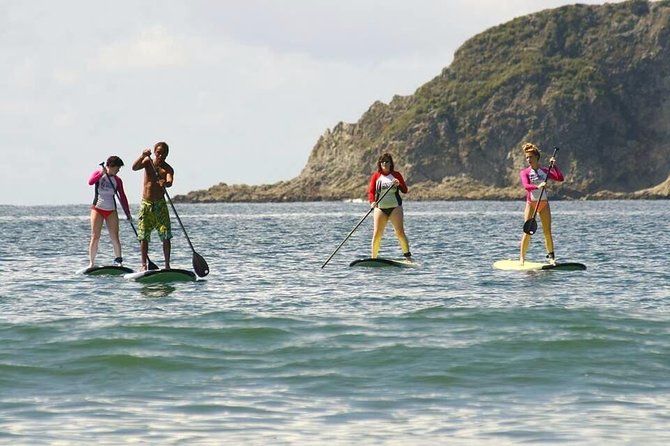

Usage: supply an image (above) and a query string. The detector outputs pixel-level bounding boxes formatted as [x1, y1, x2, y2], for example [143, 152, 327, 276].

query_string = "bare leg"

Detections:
[371, 208, 389, 258]
[388, 206, 410, 258]
[140, 240, 149, 271]
[163, 239, 171, 269]
[538, 204, 554, 261]
[519, 202, 533, 264]
[106, 211, 122, 261]
[88, 209, 104, 267]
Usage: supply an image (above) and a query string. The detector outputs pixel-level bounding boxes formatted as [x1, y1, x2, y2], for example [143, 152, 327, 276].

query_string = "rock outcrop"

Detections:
[176, 0, 670, 203]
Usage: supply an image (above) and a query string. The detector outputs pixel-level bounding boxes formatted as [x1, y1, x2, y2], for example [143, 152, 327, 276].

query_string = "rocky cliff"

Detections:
[176, 0, 670, 203]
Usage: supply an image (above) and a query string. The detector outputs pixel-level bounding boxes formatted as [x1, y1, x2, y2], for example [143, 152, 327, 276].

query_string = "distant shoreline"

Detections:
[2, 197, 669, 207]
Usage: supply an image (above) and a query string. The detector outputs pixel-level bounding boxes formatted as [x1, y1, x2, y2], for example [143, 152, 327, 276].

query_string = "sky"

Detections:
[1, 0, 623, 205]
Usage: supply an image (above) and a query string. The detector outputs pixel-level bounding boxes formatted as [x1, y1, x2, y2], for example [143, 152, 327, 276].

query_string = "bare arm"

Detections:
[132, 149, 152, 171]
[162, 165, 174, 188]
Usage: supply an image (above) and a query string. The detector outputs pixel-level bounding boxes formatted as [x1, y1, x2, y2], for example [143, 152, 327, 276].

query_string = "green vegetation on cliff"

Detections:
[176, 0, 670, 203]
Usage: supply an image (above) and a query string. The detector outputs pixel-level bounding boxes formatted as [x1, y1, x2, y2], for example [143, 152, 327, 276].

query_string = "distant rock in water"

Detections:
[175, 0, 670, 203]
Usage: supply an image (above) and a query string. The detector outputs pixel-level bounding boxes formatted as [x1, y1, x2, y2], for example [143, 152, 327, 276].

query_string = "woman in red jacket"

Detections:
[367, 153, 412, 261]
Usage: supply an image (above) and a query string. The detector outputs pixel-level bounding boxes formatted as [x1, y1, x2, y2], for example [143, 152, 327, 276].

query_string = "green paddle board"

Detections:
[349, 258, 418, 268]
[124, 268, 197, 283]
[78, 265, 134, 276]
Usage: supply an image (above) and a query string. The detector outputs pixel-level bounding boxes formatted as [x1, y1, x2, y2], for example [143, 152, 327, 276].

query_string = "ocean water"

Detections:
[0, 200, 669, 445]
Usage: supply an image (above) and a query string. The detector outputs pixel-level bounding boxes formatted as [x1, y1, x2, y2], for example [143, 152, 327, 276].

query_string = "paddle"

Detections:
[523, 147, 559, 235]
[146, 156, 209, 277]
[99, 163, 159, 271]
[321, 185, 394, 268]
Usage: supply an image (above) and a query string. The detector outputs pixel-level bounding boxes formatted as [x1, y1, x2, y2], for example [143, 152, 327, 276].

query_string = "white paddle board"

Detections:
[124, 268, 197, 283]
[493, 259, 586, 271]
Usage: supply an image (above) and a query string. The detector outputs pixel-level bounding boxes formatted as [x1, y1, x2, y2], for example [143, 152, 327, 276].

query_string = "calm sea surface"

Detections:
[1, 200, 669, 445]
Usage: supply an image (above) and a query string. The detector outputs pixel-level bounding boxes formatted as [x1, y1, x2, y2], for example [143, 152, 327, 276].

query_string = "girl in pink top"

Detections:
[519, 143, 564, 265]
[87, 155, 131, 268]
[367, 153, 412, 261]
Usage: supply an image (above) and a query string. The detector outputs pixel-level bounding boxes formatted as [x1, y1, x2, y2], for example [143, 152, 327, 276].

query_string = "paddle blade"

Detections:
[147, 260, 160, 271]
[523, 218, 538, 235]
[193, 252, 209, 277]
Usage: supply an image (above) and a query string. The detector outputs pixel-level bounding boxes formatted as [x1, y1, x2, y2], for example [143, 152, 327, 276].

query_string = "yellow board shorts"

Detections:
[137, 199, 173, 242]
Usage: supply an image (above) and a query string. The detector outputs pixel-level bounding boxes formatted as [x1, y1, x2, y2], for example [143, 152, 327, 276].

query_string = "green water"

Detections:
[1, 201, 668, 444]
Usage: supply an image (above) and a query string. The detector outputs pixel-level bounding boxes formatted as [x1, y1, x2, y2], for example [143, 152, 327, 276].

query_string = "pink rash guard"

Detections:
[519, 165, 564, 202]
[88, 169, 131, 218]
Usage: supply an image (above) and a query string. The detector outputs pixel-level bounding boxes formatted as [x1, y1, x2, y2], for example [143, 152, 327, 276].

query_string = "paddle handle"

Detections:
[529, 146, 559, 220]
[321, 184, 395, 268]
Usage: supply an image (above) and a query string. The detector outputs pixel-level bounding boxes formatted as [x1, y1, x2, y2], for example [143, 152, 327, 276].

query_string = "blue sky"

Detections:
[0, 0, 622, 205]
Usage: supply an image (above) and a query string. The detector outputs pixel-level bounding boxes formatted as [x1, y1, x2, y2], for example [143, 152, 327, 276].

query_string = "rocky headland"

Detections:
[175, 0, 670, 203]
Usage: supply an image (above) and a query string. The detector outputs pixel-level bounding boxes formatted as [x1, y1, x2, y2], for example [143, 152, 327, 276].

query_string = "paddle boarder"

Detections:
[368, 153, 413, 262]
[132, 142, 174, 271]
[87, 156, 131, 268]
[519, 143, 564, 265]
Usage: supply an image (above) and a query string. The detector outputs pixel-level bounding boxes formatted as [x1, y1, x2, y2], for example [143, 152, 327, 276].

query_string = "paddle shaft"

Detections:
[145, 155, 209, 277]
[144, 158, 197, 251]
[321, 184, 395, 268]
[99, 163, 159, 270]
[525, 147, 559, 232]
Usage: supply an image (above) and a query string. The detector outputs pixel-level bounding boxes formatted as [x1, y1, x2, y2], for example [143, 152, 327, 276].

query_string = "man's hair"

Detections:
[154, 141, 169, 154]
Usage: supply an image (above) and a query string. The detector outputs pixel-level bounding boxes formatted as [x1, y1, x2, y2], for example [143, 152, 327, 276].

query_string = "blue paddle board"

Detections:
[77, 265, 134, 276]
[349, 258, 418, 268]
[124, 268, 197, 283]
[493, 259, 586, 271]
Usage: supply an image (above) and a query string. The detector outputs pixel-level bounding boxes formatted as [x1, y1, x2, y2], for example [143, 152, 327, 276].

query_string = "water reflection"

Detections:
[140, 283, 177, 298]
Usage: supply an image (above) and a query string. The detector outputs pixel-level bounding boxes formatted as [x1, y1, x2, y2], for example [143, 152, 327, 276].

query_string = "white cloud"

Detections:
[52, 67, 80, 85]
[0, 0, 628, 205]
[93, 25, 190, 72]
[11, 58, 39, 89]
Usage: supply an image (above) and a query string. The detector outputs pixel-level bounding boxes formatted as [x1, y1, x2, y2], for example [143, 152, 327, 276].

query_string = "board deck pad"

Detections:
[78, 265, 134, 276]
[349, 258, 419, 268]
[493, 259, 586, 271]
[124, 268, 197, 283]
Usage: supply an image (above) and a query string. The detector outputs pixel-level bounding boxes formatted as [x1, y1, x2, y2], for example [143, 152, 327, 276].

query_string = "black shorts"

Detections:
[380, 207, 396, 217]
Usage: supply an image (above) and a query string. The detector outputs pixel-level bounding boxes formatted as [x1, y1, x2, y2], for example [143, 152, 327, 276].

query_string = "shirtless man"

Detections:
[132, 142, 174, 271]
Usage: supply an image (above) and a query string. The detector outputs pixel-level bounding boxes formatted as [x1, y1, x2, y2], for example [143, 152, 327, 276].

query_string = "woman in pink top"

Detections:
[367, 153, 412, 261]
[519, 143, 564, 265]
[87, 156, 131, 268]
